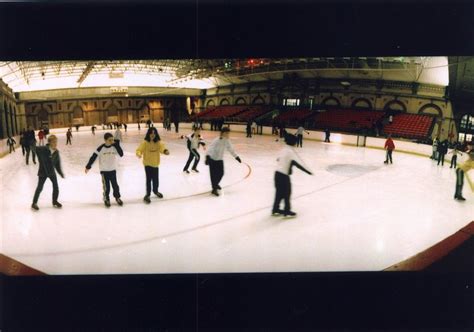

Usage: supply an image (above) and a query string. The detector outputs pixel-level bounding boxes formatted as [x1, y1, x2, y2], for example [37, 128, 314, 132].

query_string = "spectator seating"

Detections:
[382, 113, 434, 139]
[233, 106, 273, 122]
[310, 109, 385, 132]
[274, 109, 314, 125]
[196, 106, 249, 120]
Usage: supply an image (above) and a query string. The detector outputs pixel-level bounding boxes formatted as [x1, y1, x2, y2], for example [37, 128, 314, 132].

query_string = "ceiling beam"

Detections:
[77, 61, 96, 85]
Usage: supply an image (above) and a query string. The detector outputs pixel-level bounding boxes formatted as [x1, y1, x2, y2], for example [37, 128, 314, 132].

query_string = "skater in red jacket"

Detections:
[384, 135, 395, 164]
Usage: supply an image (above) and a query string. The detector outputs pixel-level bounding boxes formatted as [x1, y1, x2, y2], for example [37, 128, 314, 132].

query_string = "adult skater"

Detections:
[205, 127, 242, 196]
[38, 129, 45, 146]
[91, 125, 96, 135]
[272, 133, 313, 217]
[31, 135, 64, 211]
[324, 128, 331, 143]
[251, 121, 257, 135]
[85, 132, 124, 208]
[246, 121, 252, 138]
[114, 126, 123, 144]
[454, 147, 474, 201]
[24, 127, 37, 165]
[437, 139, 448, 166]
[295, 124, 309, 148]
[6, 136, 16, 153]
[66, 128, 73, 145]
[123, 123, 127, 132]
[384, 134, 395, 164]
[279, 122, 285, 139]
[136, 127, 170, 203]
[138, 121, 141, 130]
[183, 128, 206, 174]
[19, 129, 26, 155]
[75, 124, 80, 132]
[431, 137, 438, 160]
[449, 144, 463, 169]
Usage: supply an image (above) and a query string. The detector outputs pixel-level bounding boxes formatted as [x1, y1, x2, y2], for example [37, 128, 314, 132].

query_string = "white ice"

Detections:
[1, 126, 472, 274]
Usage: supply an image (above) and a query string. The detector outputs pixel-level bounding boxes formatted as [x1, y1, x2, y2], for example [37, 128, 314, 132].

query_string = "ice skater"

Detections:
[6, 136, 16, 153]
[272, 133, 313, 217]
[85, 132, 124, 208]
[91, 125, 96, 135]
[384, 134, 395, 164]
[66, 128, 73, 145]
[114, 126, 123, 144]
[324, 128, 331, 143]
[31, 135, 65, 211]
[431, 137, 438, 160]
[136, 127, 170, 203]
[205, 127, 242, 196]
[295, 124, 309, 148]
[246, 121, 252, 138]
[24, 127, 37, 165]
[38, 129, 45, 146]
[448, 144, 463, 169]
[183, 128, 206, 174]
[20, 129, 26, 155]
[454, 146, 473, 201]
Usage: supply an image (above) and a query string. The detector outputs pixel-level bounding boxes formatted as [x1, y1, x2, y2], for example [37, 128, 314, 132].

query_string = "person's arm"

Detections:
[159, 142, 170, 155]
[225, 140, 239, 159]
[114, 141, 124, 157]
[55, 153, 65, 178]
[85, 146, 101, 171]
[136, 141, 145, 158]
[290, 160, 312, 175]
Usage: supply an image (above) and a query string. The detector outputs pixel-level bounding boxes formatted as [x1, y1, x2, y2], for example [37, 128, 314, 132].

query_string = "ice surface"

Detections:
[0, 127, 472, 274]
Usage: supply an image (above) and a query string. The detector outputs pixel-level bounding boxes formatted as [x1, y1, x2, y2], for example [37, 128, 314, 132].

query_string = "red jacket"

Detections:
[384, 138, 395, 150]
[38, 131, 44, 139]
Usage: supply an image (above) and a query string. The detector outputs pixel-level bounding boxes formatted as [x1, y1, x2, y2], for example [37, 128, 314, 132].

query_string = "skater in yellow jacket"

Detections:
[136, 127, 170, 204]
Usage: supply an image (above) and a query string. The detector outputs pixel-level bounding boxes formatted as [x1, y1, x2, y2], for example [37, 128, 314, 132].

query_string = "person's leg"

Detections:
[215, 160, 224, 187]
[450, 156, 455, 168]
[272, 172, 284, 213]
[110, 170, 121, 199]
[384, 150, 388, 163]
[183, 151, 194, 171]
[50, 175, 59, 203]
[209, 159, 217, 190]
[25, 145, 30, 164]
[455, 168, 464, 199]
[283, 174, 291, 213]
[101, 172, 111, 202]
[32, 176, 48, 204]
[152, 167, 159, 195]
[389, 150, 393, 164]
[145, 166, 152, 196]
[300, 134, 303, 147]
[192, 150, 200, 170]
[453, 155, 457, 168]
[31, 145, 36, 163]
[441, 153, 445, 166]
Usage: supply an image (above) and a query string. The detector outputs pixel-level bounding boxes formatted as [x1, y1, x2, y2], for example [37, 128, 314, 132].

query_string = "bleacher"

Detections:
[310, 109, 385, 132]
[274, 109, 314, 126]
[233, 106, 272, 122]
[196, 105, 248, 120]
[382, 113, 434, 139]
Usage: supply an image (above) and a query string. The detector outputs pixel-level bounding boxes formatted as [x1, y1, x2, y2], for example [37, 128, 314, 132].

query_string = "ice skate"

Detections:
[52, 201, 62, 208]
[116, 198, 123, 206]
[31, 203, 39, 211]
[143, 195, 151, 204]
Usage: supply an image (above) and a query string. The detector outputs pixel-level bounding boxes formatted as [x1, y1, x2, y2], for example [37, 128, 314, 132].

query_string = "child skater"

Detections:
[6, 136, 16, 153]
[205, 127, 242, 196]
[272, 133, 313, 217]
[448, 143, 463, 169]
[454, 146, 474, 201]
[66, 128, 73, 145]
[295, 124, 310, 148]
[183, 127, 206, 173]
[85, 132, 124, 208]
[136, 127, 170, 204]
[31, 135, 65, 211]
[384, 134, 395, 164]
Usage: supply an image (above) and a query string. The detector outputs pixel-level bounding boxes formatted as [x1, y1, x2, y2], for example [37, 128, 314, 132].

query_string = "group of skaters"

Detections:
[431, 137, 464, 168]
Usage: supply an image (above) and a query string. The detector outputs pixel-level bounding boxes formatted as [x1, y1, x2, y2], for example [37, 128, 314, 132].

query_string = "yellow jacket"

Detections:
[136, 140, 167, 167]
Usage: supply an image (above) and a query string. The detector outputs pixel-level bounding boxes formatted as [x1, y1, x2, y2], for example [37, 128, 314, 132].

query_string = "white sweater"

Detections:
[206, 137, 237, 161]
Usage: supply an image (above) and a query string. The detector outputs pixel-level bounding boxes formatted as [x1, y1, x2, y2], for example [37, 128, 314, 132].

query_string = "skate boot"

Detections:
[192, 168, 199, 173]
[143, 195, 151, 204]
[183, 169, 190, 174]
[154, 192, 163, 199]
[116, 198, 123, 206]
[211, 189, 220, 196]
[271, 209, 284, 216]
[456, 196, 466, 201]
[53, 201, 62, 208]
[283, 211, 297, 218]
[31, 203, 39, 211]
[216, 185, 222, 190]
[104, 200, 111, 208]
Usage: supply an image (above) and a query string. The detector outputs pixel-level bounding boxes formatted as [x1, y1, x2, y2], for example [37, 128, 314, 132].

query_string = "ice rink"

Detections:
[1, 126, 472, 274]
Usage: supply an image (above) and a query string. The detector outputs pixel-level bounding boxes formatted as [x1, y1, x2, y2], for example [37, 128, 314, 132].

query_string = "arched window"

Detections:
[206, 99, 215, 107]
[418, 103, 443, 117]
[220, 98, 230, 106]
[459, 114, 473, 131]
[235, 97, 247, 105]
[321, 96, 341, 108]
[252, 96, 265, 105]
[351, 98, 372, 110]
[383, 100, 407, 112]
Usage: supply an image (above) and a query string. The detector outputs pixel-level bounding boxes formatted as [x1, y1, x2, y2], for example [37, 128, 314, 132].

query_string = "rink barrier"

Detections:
[384, 221, 474, 271]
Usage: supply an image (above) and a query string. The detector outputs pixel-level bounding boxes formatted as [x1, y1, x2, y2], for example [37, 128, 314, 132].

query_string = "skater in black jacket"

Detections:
[31, 135, 65, 210]
[183, 128, 206, 173]
[6, 136, 16, 153]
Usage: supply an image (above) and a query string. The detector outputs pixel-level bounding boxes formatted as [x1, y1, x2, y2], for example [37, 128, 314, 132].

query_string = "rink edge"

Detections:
[384, 221, 474, 271]
[0, 254, 47, 276]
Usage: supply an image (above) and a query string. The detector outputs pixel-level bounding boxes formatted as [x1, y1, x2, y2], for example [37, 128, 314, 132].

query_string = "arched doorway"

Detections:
[418, 103, 443, 117]
[38, 108, 49, 128]
[235, 97, 247, 105]
[206, 99, 216, 107]
[220, 98, 230, 106]
[252, 96, 265, 105]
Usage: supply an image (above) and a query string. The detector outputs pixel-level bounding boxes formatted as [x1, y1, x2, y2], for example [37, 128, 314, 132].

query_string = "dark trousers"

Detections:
[273, 171, 291, 213]
[208, 158, 224, 190]
[183, 149, 200, 171]
[297, 134, 303, 147]
[279, 128, 285, 138]
[174, 122, 179, 133]
[21, 144, 25, 155]
[25, 144, 36, 164]
[325, 135, 330, 142]
[9, 145, 15, 153]
[144, 166, 159, 196]
[66, 137, 72, 145]
[437, 152, 446, 166]
[450, 155, 457, 168]
[385, 150, 393, 163]
[246, 129, 252, 137]
[101, 170, 121, 201]
[455, 169, 464, 198]
[33, 175, 59, 204]
[272, 126, 278, 135]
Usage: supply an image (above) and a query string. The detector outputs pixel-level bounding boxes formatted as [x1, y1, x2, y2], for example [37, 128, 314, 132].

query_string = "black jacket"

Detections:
[36, 145, 64, 178]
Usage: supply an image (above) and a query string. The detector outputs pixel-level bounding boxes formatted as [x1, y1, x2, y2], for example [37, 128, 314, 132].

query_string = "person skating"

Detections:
[324, 128, 331, 143]
[19, 129, 26, 155]
[114, 126, 123, 144]
[431, 137, 438, 160]
[38, 129, 45, 146]
[7, 136, 16, 153]
[85, 133, 124, 207]
[31, 135, 65, 210]
[75, 124, 80, 132]
[91, 125, 96, 135]
[123, 123, 127, 132]
[183, 128, 206, 174]
[246, 121, 252, 138]
[251, 121, 257, 135]
[384, 134, 395, 164]
[136, 127, 170, 204]
[437, 139, 448, 166]
[454, 146, 474, 201]
[295, 124, 310, 148]
[449, 144, 463, 169]
[272, 133, 313, 217]
[24, 127, 37, 165]
[205, 127, 242, 196]
[66, 128, 73, 145]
